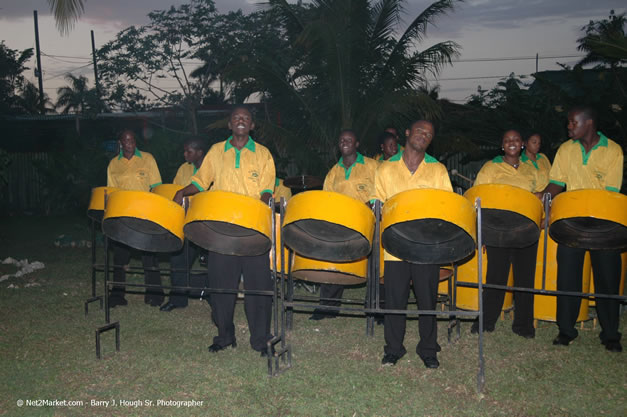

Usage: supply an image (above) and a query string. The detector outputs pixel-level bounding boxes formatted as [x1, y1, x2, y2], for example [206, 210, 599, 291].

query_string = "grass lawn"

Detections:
[0, 215, 625, 417]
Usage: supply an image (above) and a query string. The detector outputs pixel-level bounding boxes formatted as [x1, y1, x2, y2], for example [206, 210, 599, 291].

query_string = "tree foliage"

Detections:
[577, 10, 627, 68]
[223, 0, 461, 173]
[0, 42, 35, 115]
[97, 0, 222, 133]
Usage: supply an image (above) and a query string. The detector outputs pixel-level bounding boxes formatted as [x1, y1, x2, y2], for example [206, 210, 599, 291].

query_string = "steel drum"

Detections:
[455, 249, 514, 311]
[87, 186, 119, 221]
[102, 190, 185, 252]
[534, 230, 591, 322]
[381, 189, 476, 264]
[549, 189, 627, 250]
[282, 191, 375, 262]
[291, 254, 367, 285]
[464, 184, 543, 248]
[183, 191, 272, 256]
[588, 251, 626, 307]
[152, 184, 184, 201]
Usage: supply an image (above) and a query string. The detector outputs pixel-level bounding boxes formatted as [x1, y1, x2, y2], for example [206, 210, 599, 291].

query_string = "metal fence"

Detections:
[3, 153, 49, 213]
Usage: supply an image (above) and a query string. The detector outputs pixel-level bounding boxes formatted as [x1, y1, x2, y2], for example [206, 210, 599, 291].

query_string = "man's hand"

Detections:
[173, 190, 185, 206]
[261, 192, 272, 205]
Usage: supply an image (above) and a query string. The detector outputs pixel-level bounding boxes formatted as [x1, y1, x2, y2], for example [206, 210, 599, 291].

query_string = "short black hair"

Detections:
[230, 105, 253, 118]
[569, 106, 598, 128]
[339, 128, 358, 138]
[378, 131, 397, 146]
[184, 136, 207, 153]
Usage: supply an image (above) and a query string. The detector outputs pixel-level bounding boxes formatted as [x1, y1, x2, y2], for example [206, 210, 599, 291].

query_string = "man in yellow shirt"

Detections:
[539, 107, 623, 353]
[106, 130, 163, 307]
[174, 107, 276, 356]
[310, 129, 378, 320]
[160, 137, 207, 312]
[371, 120, 453, 368]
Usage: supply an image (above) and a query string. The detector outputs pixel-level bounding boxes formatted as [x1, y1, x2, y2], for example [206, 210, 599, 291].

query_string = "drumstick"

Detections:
[451, 169, 473, 184]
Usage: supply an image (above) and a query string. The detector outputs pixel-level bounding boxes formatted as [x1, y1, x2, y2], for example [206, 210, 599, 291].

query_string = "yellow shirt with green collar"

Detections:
[107, 148, 162, 191]
[374, 144, 403, 164]
[173, 162, 198, 186]
[521, 152, 551, 191]
[549, 132, 623, 192]
[475, 155, 542, 192]
[190, 136, 275, 199]
[273, 178, 292, 202]
[323, 152, 378, 203]
[371, 151, 453, 261]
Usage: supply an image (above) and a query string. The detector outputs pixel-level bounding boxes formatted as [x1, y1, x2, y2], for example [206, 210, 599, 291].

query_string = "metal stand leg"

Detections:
[85, 218, 103, 315]
[95, 322, 120, 359]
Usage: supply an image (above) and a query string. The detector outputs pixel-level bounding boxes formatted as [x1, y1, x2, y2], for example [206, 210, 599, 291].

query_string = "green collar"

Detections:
[338, 152, 365, 180]
[520, 153, 539, 169]
[225, 136, 256, 152]
[339, 152, 365, 169]
[391, 150, 437, 163]
[574, 131, 608, 165]
[118, 148, 142, 160]
[492, 155, 504, 163]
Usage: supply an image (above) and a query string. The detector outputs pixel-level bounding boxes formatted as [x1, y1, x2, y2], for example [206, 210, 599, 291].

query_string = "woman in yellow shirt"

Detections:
[471, 130, 541, 338]
[521, 133, 551, 191]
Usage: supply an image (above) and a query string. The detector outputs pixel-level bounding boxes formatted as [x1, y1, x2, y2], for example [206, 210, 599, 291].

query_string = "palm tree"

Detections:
[225, 0, 461, 173]
[47, 0, 85, 35]
[577, 10, 626, 68]
[56, 73, 102, 134]
[19, 81, 54, 114]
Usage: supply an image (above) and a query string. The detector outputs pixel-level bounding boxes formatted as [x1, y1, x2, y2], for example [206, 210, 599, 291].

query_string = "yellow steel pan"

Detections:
[152, 184, 184, 201]
[291, 254, 367, 285]
[282, 190, 375, 262]
[454, 249, 514, 311]
[464, 184, 543, 248]
[381, 189, 476, 264]
[102, 190, 185, 252]
[534, 230, 591, 322]
[87, 186, 119, 221]
[550, 189, 627, 250]
[184, 190, 272, 256]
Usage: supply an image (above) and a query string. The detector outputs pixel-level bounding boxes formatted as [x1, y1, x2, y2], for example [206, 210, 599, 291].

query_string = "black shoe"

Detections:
[108, 297, 128, 308]
[159, 302, 183, 312]
[381, 353, 401, 366]
[470, 321, 494, 334]
[208, 341, 237, 353]
[421, 356, 440, 369]
[602, 340, 622, 353]
[375, 315, 384, 326]
[513, 328, 535, 339]
[309, 310, 337, 321]
[552, 333, 574, 346]
[145, 297, 164, 307]
[260, 345, 276, 358]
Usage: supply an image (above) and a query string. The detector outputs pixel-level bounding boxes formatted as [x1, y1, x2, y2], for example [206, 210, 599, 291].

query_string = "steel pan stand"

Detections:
[268, 197, 292, 376]
[84, 217, 103, 315]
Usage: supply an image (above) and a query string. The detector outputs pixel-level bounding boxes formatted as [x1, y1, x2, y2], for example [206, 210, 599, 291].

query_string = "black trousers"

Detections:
[168, 241, 207, 307]
[556, 245, 622, 343]
[111, 241, 163, 303]
[383, 261, 440, 359]
[316, 283, 385, 313]
[207, 251, 273, 351]
[482, 243, 537, 333]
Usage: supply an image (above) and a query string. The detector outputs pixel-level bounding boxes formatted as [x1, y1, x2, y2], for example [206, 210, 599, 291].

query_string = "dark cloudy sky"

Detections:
[1, 0, 625, 102]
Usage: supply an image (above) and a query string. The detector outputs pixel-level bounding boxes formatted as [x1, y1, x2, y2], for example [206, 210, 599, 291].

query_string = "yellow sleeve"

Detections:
[372, 166, 387, 202]
[191, 146, 217, 191]
[106, 159, 118, 188]
[323, 168, 336, 192]
[605, 148, 624, 192]
[473, 162, 492, 186]
[440, 166, 453, 192]
[258, 148, 276, 197]
[173, 164, 184, 185]
[548, 146, 567, 187]
[146, 154, 162, 188]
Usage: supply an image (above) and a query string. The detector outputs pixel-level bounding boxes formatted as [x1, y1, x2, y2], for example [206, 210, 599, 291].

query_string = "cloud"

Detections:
[1, 0, 259, 26]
